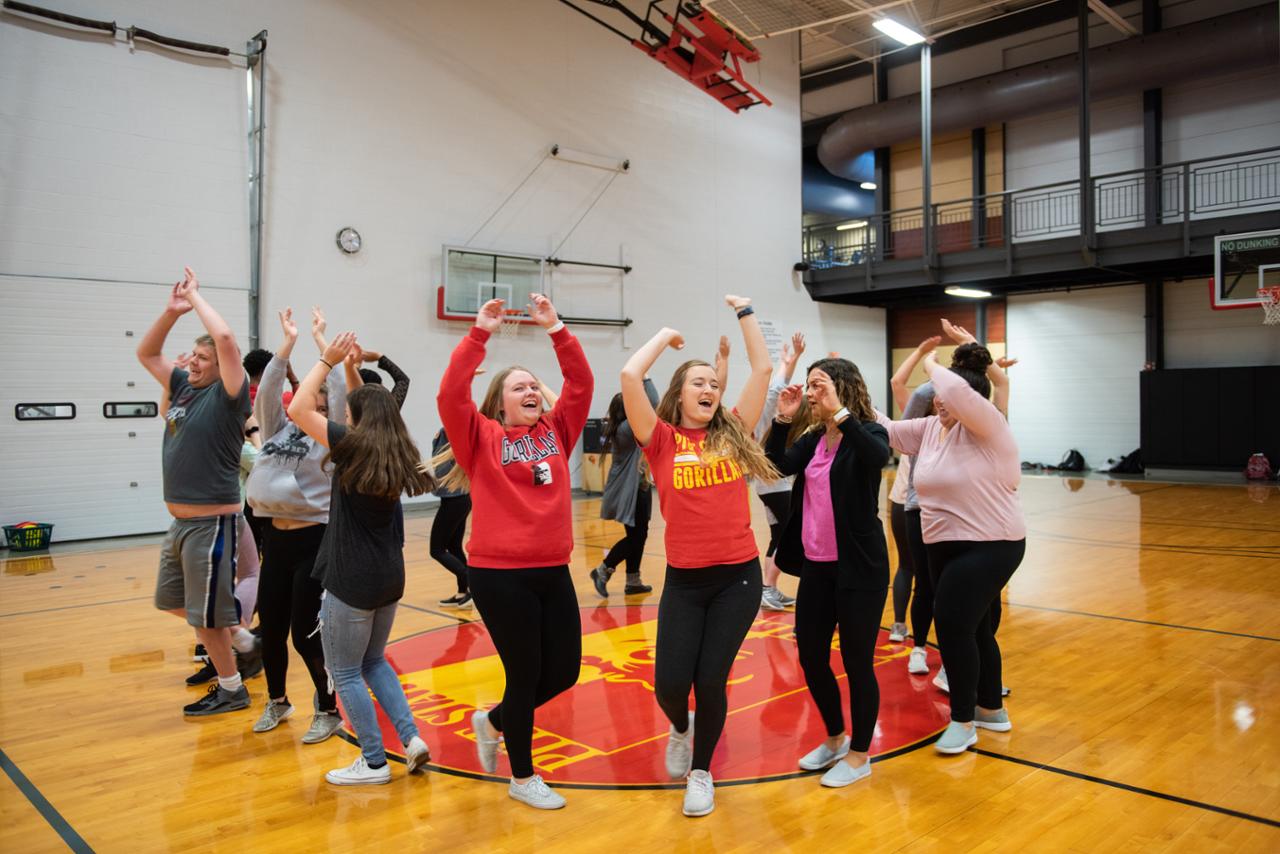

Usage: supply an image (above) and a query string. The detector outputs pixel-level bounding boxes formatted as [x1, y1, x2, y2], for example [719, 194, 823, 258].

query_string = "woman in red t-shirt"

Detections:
[435, 294, 593, 811]
[620, 294, 777, 818]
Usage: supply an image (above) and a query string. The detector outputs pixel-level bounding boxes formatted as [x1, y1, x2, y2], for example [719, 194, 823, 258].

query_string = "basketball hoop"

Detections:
[500, 309, 523, 340]
[1260, 287, 1280, 326]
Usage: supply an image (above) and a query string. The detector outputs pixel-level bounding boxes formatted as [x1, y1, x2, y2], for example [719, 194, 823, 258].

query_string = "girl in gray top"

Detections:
[244, 307, 346, 743]
[590, 378, 659, 597]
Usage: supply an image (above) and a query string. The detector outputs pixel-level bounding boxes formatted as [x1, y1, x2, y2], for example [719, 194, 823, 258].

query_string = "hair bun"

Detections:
[950, 342, 993, 371]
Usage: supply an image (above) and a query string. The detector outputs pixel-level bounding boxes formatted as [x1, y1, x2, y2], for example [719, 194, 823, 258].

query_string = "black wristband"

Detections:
[245, 426, 260, 436]
[736, 305, 754, 319]
[319, 359, 334, 370]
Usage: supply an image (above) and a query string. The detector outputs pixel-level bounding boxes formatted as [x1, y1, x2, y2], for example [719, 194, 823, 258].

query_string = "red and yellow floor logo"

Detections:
[353, 605, 948, 786]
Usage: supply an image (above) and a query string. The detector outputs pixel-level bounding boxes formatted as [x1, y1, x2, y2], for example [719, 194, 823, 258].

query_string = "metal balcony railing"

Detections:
[802, 145, 1280, 269]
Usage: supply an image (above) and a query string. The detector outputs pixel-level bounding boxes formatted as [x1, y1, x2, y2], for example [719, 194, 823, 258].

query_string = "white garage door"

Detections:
[0, 278, 250, 542]
[1, 16, 252, 543]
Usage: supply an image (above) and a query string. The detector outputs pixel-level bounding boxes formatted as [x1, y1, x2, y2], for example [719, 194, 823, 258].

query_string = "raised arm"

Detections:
[726, 294, 774, 429]
[529, 294, 593, 445]
[781, 331, 805, 384]
[714, 336, 730, 392]
[923, 353, 1008, 439]
[540, 382, 560, 411]
[254, 308, 298, 437]
[891, 336, 942, 412]
[136, 281, 193, 387]
[763, 384, 814, 476]
[622, 328, 685, 447]
[873, 409, 932, 456]
[175, 267, 243, 397]
[437, 300, 502, 474]
[373, 352, 410, 408]
[344, 345, 365, 396]
[311, 306, 329, 354]
[991, 356, 1016, 418]
[289, 332, 356, 449]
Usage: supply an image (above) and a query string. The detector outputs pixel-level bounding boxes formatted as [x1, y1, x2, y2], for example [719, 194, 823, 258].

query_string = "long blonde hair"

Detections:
[430, 365, 542, 492]
[655, 359, 778, 482]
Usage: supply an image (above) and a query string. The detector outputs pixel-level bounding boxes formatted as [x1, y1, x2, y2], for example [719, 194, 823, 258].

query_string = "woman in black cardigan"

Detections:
[766, 357, 890, 789]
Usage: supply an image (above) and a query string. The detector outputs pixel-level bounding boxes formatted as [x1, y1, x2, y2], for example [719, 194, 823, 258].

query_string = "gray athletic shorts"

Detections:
[154, 514, 243, 628]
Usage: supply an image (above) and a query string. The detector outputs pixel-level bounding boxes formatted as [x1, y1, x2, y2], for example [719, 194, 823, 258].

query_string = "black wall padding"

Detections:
[1141, 366, 1280, 469]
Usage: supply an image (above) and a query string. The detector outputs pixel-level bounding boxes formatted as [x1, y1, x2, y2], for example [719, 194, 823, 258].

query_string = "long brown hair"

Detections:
[328, 385, 434, 498]
[655, 359, 778, 481]
[801, 357, 875, 434]
[430, 365, 542, 492]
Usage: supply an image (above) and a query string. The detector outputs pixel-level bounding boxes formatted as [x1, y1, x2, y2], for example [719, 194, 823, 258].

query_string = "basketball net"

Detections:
[1260, 287, 1280, 326]
[500, 309, 523, 339]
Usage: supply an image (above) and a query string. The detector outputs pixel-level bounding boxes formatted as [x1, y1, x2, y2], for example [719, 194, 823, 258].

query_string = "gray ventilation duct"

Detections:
[817, 5, 1279, 177]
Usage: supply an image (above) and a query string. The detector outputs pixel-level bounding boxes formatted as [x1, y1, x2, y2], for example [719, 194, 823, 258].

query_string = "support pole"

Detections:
[971, 127, 986, 248]
[921, 43, 933, 274]
[1142, 0, 1162, 227]
[1078, 1, 1094, 259]
[246, 30, 267, 349]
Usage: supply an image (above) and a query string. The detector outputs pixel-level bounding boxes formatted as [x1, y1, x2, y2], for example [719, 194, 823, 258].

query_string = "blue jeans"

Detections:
[319, 592, 419, 765]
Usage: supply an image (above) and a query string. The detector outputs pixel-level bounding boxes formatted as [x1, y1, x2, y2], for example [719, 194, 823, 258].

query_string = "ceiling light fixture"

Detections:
[859, 181, 877, 190]
[945, 286, 993, 299]
[873, 18, 926, 46]
[835, 221, 866, 231]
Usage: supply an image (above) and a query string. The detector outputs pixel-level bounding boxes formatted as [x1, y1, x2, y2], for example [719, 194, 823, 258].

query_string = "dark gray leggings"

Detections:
[654, 558, 762, 772]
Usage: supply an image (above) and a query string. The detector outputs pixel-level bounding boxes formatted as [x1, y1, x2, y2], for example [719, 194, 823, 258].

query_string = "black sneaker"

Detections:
[183, 683, 251, 716]
[624, 581, 653, 595]
[192, 643, 207, 662]
[590, 564, 613, 598]
[236, 637, 264, 680]
[439, 592, 472, 608]
[185, 660, 218, 686]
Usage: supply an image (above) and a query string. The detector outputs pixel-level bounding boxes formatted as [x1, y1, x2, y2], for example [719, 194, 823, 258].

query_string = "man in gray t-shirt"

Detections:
[136, 267, 259, 718]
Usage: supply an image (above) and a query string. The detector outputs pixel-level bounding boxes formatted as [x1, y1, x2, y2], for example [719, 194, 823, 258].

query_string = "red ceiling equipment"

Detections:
[554, 1, 772, 113]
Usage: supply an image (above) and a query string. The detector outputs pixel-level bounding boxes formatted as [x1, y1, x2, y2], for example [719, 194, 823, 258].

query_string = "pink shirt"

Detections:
[801, 433, 841, 562]
[876, 367, 1025, 545]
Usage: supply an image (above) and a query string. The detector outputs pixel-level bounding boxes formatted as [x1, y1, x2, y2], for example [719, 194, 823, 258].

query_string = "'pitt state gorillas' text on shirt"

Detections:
[643, 420, 758, 569]
[436, 325, 593, 569]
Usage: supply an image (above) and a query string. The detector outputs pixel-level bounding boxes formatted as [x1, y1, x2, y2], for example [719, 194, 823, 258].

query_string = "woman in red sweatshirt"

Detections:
[435, 293, 593, 811]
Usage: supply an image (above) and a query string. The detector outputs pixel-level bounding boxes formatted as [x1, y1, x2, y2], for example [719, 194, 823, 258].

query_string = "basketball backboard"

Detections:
[1212, 229, 1280, 309]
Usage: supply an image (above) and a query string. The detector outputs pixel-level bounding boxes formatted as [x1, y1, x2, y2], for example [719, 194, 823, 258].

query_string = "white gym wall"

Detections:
[1, 0, 885, 540]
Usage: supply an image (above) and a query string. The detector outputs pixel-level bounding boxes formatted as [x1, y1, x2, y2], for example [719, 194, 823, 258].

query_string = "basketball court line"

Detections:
[0, 595, 151, 620]
[0, 748, 94, 853]
[971, 747, 1280, 828]
[1005, 601, 1280, 642]
[1025, 530, 1279, 561]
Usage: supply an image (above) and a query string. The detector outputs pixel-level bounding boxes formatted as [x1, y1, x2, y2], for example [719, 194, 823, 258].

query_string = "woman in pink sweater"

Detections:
[876, 344, 1025, 755]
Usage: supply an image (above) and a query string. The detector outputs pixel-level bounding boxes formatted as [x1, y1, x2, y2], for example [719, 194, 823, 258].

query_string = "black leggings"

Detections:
[430, 495, 471, 594]
[258, 524, 335, 710]
[603, 487, 652, 579]
[468, 565, 582, 779]
[904, 508, 935, 648]
[926, 539, 1025, 722]
[758, 491, 791, 558]
[794, 560, 886, 752]
[654, 558, 762, 772]
[889, 502, 912, 623]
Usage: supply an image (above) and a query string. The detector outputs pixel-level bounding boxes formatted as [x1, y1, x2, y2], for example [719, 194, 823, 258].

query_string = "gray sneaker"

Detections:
[252, 699, 294, 733]
[820, 758, 872, 788]
[974, 708, 1012, 732]
[183, 683, 250, 716]
[301, 711, 344, 744]
[472, 709, 501, 773]
[798, 735, 850, 771]
[761, 586, 788, 612]
[682, 770, 715, 817]
[935, 720, 977, 754]
[508, 775, 565, 810]
[775, 589, 797, 607]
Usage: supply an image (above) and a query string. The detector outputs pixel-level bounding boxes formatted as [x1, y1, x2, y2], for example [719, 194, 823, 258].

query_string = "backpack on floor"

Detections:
[1245, 453, 1274, 480]
[1108, 448, 1144, 474]
[1057, 449, 1086, 472]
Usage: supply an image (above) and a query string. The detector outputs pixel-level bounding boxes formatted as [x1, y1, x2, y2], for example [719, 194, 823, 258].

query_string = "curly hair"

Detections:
[949, 343, 993, 399]
[800, 357, 876, 433]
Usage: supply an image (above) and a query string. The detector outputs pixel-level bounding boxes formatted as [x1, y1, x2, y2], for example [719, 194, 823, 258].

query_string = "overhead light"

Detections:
[835, 221, 865, 231]
[859, 181, 877, 190]
[945, 286, 993, 299]
[873, 18, 926, 46]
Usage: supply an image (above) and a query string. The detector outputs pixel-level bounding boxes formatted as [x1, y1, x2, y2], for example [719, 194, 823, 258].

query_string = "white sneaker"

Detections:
[798, 735, 850, 771]
[472, 709, 501, 774]
[405, 735, 431, 774]
[933, 667, 950, 693]
[888, 622, 908, 643]
[325, 755, 392, 786]
[908, 647, 929, 675]
[760, 586, 788, 611]
[682, 769, 715, 817]
[508, 775, 565, 810]
[665, 711, 694, 779]
[820, 758, 872, 788]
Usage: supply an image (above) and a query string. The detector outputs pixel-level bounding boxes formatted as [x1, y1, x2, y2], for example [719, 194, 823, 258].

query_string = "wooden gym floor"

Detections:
[1, 474, 1277, 852]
